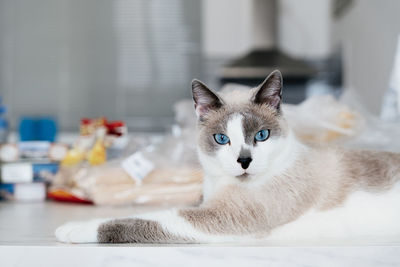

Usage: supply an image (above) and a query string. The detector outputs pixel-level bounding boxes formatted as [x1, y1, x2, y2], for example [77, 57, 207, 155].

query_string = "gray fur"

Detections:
[253, 70, 283, 110]
[194, 71, 285, 154]
[191, 79, 224, 119]
[197, 103, 284, 154]
[97, 218, 190, 243]
[238, 147, 251, 159]
[179, 186, 268, 235]
[240, 107, 282, 145]
[197, 107, 234, 154]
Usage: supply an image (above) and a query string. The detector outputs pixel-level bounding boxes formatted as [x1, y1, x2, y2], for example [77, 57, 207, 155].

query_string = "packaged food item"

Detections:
[1, 161, 59, 183]
[13, 182, 46, 201]
[48, 144, 68, 161]
[0, 182, 46, 201]
[105, 121, 128, 160]
[19, 117, 57, 142]
[49, 160, 202, 206]
[1, 162, 33, 183]
[0, 144, 19, 162]
[49, 102, 202, 206]
[47, 164, 92, 203]
[87, 138, 107, 166]
[0, 141, 68, 163]
[62, 117, 129, 167]
[18, 141, 51, 159]
[32, 162, 59, 182]
[283, 95, 364, 143]
[47, 188, 93, 204]
[86, 163, 202, 206]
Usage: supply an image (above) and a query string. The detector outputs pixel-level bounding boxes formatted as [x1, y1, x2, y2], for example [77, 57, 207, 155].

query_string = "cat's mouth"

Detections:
[236, 173, 250, 180]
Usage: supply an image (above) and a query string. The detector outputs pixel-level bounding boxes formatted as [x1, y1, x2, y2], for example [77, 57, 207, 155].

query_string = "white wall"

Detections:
[333, 0, 400, 115]
[0, 0, 202, 131]
[202, 0, 275, 57]
[203, 0, 333, 59]
[277, 0, 333, 59]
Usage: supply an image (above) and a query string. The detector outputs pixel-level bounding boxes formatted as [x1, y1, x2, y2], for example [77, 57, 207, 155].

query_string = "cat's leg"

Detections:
[54, 210, 211, 244]
[55, 209, 202, 244]
[56, 203, 267, 243]
[97, 209, 211, 243]
[55, 218, 109, 243]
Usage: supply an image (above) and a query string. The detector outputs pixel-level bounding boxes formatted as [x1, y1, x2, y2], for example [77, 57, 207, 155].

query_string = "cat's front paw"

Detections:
[55, 219, 106, 243]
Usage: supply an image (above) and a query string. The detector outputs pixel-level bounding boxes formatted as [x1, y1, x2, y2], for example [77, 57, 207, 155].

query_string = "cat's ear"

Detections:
[191, 79, 224, 118]
[253, 70, 283, 110]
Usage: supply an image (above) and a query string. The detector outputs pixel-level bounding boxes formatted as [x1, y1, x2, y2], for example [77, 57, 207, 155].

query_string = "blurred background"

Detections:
[2, 1, 400, 247]
[1, 0, 400, 206]
[0, 0, 399, 132]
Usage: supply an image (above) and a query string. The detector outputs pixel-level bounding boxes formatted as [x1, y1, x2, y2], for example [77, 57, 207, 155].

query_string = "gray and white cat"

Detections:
[56, 70, 400, 243]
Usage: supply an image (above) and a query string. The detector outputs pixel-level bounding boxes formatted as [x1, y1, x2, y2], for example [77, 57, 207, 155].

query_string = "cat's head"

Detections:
[192, 70, 292, 181]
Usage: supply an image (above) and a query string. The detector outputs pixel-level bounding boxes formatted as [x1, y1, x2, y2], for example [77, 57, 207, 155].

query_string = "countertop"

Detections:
[1, 201, 400, 266]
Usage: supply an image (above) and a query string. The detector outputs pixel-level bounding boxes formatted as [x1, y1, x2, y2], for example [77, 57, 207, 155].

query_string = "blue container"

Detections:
[37, 118, 57, 142]
[19, 117, 36, 141]
[19, 117, 58, 142]
[0, 117, 9, 143]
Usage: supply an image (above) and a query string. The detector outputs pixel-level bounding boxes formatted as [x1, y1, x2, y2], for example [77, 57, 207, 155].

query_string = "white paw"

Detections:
[55, 219, 107, 243]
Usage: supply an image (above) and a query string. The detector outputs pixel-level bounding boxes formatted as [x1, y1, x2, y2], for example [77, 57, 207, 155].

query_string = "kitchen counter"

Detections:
[1, 201, 400, 266]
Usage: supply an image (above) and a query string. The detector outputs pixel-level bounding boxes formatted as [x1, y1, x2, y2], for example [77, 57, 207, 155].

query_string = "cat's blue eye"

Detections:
[214, 133, 230, 145]
[254, 129, 270, 142]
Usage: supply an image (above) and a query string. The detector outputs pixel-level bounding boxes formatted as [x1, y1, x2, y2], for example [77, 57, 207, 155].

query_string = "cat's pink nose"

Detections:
[237, 157, 252, 169]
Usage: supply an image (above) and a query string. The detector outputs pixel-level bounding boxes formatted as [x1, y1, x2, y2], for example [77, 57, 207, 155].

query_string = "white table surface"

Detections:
[1, 201, 400, 266]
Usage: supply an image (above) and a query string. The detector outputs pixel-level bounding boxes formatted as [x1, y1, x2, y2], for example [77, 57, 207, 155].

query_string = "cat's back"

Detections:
[287, 143, 400, 208]
[266, 181, 400, 243]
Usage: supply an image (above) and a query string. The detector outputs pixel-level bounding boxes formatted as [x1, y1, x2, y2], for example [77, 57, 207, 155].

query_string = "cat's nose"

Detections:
[237, 157, 252, 169]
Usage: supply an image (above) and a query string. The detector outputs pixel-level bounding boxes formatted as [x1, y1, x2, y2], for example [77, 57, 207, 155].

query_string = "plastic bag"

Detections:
[50, 160, 202, 206]
[50, 100, 203, 206]
[283, 95, 364, 143]
[339, 89, 400, 152]
[51, 90, 400, 207]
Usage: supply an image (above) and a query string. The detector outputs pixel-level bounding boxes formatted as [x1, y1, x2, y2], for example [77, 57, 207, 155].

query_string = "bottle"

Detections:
[0, 97, 9, 143]
[381, 35, 400, 122]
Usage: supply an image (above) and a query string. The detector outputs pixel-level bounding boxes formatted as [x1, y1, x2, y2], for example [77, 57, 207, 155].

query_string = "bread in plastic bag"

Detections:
[283, 95, 365, 143]
[50, 102, 203, 206]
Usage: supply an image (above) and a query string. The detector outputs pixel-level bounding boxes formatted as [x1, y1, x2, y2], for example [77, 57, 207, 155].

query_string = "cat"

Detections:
[55, 70, 400, 244]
